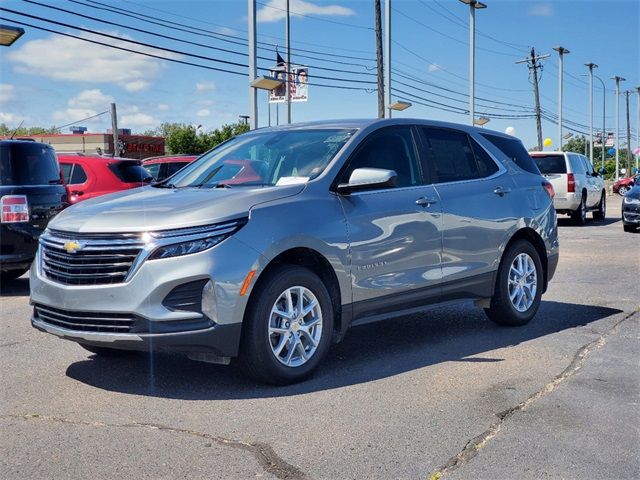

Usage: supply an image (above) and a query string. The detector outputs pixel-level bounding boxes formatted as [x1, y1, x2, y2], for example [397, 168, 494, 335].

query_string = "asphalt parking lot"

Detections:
[1, 195, 638, 480]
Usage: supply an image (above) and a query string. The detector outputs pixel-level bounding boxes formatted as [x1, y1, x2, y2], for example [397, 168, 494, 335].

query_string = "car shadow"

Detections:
[65, 300, 621, 399]
[557, 217, 620, 227]
[0, 276, 30, 297]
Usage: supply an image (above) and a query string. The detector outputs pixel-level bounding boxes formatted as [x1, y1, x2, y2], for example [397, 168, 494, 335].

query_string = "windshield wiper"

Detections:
[152, 182, 176, 189]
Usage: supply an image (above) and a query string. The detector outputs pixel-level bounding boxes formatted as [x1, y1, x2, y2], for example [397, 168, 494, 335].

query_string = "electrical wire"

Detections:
[54, 110, 109, 130]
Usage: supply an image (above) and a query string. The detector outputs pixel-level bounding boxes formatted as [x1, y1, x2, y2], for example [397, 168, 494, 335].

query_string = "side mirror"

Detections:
[337, 168, 397, 194]
[598, 167, 606, 175]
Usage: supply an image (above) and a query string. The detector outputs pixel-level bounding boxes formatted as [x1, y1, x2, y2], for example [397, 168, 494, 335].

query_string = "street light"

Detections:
[388, 100, 412, 111]
[474, 116, 490, 127]
[553, 46, 570, 150]
[459, 0, 487, 126]
[250, 76, 284, 91]
[584, 63, 598, 163]
[0, 24, 24, 47]
[611, 75, 626, 181]
[563, 132, 573, 140]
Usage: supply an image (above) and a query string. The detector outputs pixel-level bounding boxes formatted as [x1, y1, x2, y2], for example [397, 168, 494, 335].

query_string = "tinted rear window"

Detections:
[532, 155, 567, 174]
[481, 134, 540, 174]
[0, 143, 61, 185]
[108, 162, 152, 183]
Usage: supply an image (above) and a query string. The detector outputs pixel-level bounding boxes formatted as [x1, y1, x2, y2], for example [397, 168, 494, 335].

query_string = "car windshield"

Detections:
[532, 155, 567, 174]
[0, 143, 61, 185]
[165, 128, 355, 188]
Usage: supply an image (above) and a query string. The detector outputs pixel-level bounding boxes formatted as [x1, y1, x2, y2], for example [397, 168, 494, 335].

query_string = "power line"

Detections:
[54, 110, 109, 130]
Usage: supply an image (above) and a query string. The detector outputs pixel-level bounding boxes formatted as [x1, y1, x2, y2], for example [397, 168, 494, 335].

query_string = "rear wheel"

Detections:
[80, 344, 136, 357]
[571, 195, 587, 225]
[485, 240, 543, 327]
[593, 192, 606, 220]
[618, 185, 629, 196]
[0, 267, 29, 283]
[238, 265, 333, 385]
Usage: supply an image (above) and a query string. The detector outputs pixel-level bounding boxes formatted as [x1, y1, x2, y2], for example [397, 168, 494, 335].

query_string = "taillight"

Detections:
[1, 195, 29, 223]
[542, 180, 555, 199]
[567, 173, 575, 193]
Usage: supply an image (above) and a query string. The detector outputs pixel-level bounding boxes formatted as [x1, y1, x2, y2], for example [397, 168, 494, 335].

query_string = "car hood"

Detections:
[49, 184, 305, 233]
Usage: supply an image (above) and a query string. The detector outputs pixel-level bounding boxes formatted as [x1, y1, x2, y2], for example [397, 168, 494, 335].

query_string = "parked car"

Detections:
[613, 174, 637, 196]
[142, 155, 197, 182]
[530, 151, 606, 225]
[58, 154, 153, 204]
[622, 183, 640, 232]
[30, 119, 559, 384]
[1, 140, 67, 282]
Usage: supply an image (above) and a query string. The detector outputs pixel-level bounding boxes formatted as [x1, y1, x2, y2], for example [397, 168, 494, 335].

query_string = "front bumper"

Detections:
[30, 236, 262, 357]
[622, 202, 640, 225]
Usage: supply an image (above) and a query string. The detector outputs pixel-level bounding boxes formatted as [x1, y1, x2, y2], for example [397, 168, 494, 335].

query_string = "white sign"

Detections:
[269, 65, 308, 104]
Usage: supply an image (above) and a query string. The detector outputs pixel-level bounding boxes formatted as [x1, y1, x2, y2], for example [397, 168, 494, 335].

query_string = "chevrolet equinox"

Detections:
[30, 119, 559, 384]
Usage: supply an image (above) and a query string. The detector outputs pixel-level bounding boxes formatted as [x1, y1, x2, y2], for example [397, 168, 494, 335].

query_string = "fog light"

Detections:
[202, 280, 217, 321]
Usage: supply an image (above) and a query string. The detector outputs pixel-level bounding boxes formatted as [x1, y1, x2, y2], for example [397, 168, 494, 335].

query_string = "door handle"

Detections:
[493, 186, 511, 196]
[416, 196, 438, 207]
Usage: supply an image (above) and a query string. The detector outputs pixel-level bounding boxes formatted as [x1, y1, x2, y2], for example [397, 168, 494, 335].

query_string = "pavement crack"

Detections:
[1, 413, 307, 480]
[0, 340, 30, 348]
[428, 309, 638, 480]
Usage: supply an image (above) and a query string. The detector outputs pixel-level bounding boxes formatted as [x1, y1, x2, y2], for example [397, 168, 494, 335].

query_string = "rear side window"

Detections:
[421, 127, 496, 183]
[481, 134, 540, 174]
[108, 162, 152, 183]
[70, 164, 88, 184]
[165, 162, 187, 177]
[532, 155, 567, 174]
[569, 154, 586, 174]
[0, 143, 61, 185]
[61, 163, 73, 183]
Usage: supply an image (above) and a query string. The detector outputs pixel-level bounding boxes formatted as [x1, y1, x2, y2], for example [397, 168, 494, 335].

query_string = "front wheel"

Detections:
[593, 192, 606, 220]
[238, 265, 334, 385]
[618, 185, 629, 196]
[485, 240, 543, 326]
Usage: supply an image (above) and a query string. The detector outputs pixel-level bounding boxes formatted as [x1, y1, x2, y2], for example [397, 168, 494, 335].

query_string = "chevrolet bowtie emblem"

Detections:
[63, 240, 82, 254]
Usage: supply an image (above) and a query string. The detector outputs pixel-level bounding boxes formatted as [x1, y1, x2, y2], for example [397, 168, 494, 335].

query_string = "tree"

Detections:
[0, 124, 58, 136]
[562, 135, 629, 180]
[160, 122, 250, 155]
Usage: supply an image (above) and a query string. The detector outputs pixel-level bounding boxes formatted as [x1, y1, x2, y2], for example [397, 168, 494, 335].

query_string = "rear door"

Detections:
[62, 162, 92, 202]
[337, 125, 443, 321]
[579, 155, 600, 207]
[419, 127, 516, 294]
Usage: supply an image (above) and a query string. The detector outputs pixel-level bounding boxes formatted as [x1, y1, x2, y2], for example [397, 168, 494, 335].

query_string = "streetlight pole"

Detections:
[460, 0, 487, 126]
[636, 86, 640, 174]
[612, 76, 626, 181]
[585, 63, 597, 163]
[248, 0, 257, 130]
[553, 46, 570, 150]
[285, 0, 291, 124]
[593, 74, 606, 172]
[384, 0, 391, 118]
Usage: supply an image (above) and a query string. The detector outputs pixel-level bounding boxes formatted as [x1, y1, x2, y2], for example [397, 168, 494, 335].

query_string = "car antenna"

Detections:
[9, 120, 25, 139]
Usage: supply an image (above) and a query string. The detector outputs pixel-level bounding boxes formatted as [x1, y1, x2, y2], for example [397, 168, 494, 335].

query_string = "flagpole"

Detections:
[286, 0, 291, 124]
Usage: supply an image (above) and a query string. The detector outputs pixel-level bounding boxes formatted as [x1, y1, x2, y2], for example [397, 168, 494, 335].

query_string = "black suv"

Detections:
[1, 140, 67, 282]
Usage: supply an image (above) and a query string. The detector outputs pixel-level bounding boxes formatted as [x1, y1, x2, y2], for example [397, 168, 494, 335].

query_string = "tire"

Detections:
[1, 267, 29, 283]
[623, 225, 638, 233]
[571, 195, 587, 225]
[485, 240, 543, 327]
[618, 186, 629, 196]
[80, 344, 136, 357]
[592, 192, 606, 220]
[238, 265, 334, 385]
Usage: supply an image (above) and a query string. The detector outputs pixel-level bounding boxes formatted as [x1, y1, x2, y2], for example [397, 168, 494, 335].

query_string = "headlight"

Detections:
[623, 196, 640, 205]
[148, 218, 247, 260]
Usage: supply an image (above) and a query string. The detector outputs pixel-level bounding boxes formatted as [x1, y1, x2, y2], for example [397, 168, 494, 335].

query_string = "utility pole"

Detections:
[375, 0, 384, 118]
[248, 0, 257, 130]
[553, 46, 570, 150]
[110, 102, 118, 157]
[636, 86, 640, 174]
[285, 0, 291, 124]
[624, 90, 632, 175]
[612, 76, 625, 181]
[585, 63, 598, 163]
[384, 0, 391, 118]
[460, 0, 487, 126]
[516, 48, 549, 151]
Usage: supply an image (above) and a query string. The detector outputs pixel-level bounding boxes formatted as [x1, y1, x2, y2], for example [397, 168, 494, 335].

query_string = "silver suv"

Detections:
[530, 151, 606, 225]
[30, 119, 559, 384]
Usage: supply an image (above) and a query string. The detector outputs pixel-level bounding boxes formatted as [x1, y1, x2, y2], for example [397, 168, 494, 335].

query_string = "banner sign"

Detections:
[269, 65, 308, 103]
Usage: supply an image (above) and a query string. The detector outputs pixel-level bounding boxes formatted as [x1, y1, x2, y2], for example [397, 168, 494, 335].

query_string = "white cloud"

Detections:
[68, 89, 114, 109]
[0, 84, 15, 102]
[528, 3, 553, 16]
[53, 89, 114, 126]
[428, 64, 442, 73]
[157, 103, 170, 111]
[6, 31, 178, 90]
[197, 99, 215, 106]
[120, 112, 159, 130]
[0, 112, 29, 124]
[195, 81, 216, 93]
[257, 0, 355, 22]
[196, 109, 211, 117]
[124, 80, 151, 92]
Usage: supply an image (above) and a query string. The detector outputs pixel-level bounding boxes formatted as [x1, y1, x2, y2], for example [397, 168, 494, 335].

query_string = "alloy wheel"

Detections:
[508, 253, 538, 313]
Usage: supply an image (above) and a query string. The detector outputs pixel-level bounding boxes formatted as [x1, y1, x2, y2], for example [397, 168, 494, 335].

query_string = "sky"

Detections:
[0, 0, 638, 150]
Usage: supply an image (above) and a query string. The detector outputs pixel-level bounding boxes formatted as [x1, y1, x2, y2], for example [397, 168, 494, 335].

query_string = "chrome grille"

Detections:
[40, 230, 144, 285]
[34, 304, 136, 333]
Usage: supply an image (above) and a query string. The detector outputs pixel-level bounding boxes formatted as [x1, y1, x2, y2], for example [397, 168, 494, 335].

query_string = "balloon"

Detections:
[543, 138, 552, 148]
[633, 147, 640, 155]
[608, 148, 616, 155]
[505, 126, 515, 136]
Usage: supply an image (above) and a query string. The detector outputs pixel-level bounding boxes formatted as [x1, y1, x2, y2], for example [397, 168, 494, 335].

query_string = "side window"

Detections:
[165, 162, 186, 177]
[144, 163, 161, 180]
[69, 164, 87, 184]
[60, 163, 73, 184]
[421, 127, 489, 183]
[480, 133, 540, 174]
[581, 156, 594, 175]
[570, 154, 585, 174]
[341, 126, 421, 188]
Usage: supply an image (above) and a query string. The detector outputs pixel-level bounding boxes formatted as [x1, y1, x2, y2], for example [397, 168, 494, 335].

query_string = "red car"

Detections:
[58, 154, 153, 204]
[142, 155, 197, 182]
[613, 174, 638, 195]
